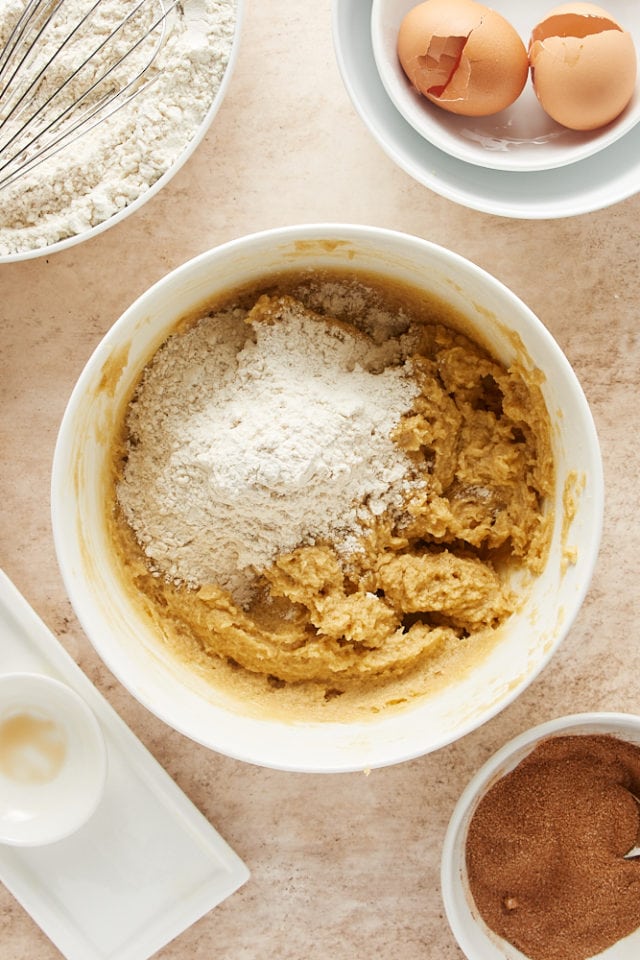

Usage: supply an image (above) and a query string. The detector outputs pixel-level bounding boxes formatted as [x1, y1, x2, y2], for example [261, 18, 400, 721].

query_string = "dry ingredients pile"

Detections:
[466, 734, 640, 960]
[118, 294, 422, 605]
[0, 0, 236, 256]
[110, 274, 554, 719]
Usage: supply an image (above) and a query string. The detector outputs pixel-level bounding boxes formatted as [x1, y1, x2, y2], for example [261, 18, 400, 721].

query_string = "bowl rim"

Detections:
[51, 222, 604, 772]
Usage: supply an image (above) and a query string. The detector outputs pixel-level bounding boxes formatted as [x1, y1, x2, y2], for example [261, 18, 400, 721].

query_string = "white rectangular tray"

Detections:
[0, 569, 249, 960]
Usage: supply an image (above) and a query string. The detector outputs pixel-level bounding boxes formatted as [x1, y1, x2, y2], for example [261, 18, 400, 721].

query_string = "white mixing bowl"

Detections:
[51, 223, 603, 772]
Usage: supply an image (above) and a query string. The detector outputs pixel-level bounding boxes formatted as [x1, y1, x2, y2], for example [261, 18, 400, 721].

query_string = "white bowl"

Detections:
[0, 0, 244, 264]
[334, 0, 640, 218]
[51, 223, 603, 773]
[371, 0, 640, 173]
[0, 672, 107, 846]
[441, 713, 640, 960]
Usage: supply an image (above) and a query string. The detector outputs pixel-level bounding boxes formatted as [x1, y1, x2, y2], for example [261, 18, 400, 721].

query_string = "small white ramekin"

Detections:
[0, 672, 107, 846]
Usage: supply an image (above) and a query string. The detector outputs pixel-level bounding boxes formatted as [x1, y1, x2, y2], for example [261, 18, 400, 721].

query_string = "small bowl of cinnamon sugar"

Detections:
[442, 712, 640, 960]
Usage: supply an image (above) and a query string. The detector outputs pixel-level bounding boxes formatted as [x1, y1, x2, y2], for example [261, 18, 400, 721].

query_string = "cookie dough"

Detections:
[108, 273, 554, 721]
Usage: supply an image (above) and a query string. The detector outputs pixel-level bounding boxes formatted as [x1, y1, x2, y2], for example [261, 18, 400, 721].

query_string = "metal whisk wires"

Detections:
[0, 0, 178, 191]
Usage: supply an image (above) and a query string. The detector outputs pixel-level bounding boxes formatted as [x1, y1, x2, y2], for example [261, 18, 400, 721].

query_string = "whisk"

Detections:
[0, 0, 179, 191]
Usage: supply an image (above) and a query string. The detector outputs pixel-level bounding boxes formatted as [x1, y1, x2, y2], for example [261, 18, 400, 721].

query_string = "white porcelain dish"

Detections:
[441, 713, 640, 960]
[0, 0, 244, 265]
[334, 0, 640, 218]
[371, 0, 640, 173]
[51, 223, 603, 773]
[0, 672, 107, 847]
[0, 569, 249, 960]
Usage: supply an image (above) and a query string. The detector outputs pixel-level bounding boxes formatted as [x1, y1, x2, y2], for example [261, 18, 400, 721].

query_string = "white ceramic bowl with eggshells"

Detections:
[371, 0, 640, 172]
[0, 0, 244, 264]
[51, 223, 603, 773]
[442, 712, 640, 960]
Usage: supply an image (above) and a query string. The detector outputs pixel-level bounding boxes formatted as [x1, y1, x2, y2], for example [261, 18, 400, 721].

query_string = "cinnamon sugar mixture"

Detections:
[466, 734, 640, 960]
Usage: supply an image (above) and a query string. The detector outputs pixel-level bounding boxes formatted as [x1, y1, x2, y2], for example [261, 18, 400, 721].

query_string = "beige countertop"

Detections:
[1, 1, 639, 958]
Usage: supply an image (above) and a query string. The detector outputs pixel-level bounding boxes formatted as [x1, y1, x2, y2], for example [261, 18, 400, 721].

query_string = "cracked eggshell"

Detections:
[396, 0, 529, 117]
[529, 4, 638, 131]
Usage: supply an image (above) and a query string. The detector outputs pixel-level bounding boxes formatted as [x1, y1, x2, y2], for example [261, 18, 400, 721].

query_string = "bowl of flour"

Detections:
[51, 223, 603, 772]
[0, 0, 242, 262]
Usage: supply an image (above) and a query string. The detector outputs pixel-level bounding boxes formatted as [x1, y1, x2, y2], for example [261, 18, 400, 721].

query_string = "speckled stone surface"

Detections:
[1, 1, 639, 958]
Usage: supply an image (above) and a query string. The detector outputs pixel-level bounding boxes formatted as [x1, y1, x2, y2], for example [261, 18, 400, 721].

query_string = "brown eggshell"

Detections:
[397, 0, 529, 117]
[529, 5, 638, 130]
[532, 2, 620, 25]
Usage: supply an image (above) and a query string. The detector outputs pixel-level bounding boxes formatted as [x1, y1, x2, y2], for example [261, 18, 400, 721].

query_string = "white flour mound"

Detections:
[117, 296, 422, 606]
[0, 0, 237, 256]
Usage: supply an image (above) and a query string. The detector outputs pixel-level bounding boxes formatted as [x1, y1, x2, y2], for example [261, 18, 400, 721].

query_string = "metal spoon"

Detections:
[624, 793, 640, 860]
